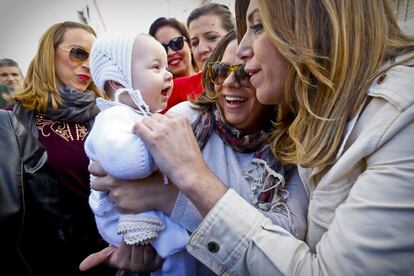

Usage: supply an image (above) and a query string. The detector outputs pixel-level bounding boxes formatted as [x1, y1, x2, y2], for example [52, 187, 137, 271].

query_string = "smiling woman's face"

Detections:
[217, 39, 273, 134]
[154, 25, 193, 78]
[55, 28, 95, 92]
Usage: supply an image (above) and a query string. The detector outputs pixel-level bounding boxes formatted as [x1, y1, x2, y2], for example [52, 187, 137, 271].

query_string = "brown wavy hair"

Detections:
[236, 0, 414, 167]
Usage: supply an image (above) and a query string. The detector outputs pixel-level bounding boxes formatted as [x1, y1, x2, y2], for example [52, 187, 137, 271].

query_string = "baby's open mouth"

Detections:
[161, 87, 170, 96]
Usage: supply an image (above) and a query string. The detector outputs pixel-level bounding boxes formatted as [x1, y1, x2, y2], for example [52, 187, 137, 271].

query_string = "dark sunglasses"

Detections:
[207, 62, 251, 87]
[161, 36, 187, 53]
[58, 46, 90, 62]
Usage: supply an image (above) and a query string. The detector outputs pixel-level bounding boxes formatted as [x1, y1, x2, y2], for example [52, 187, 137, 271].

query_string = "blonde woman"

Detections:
[6, 21, 114, 275]
[83, 0, 414, 274]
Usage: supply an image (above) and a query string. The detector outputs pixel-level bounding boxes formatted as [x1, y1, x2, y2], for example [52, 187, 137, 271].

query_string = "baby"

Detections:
[85, 34, 195, 275]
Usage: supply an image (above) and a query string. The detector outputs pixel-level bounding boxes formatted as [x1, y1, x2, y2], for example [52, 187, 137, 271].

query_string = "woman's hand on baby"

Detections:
[132, 112, 209, 191]
[79, 241, 163, 272]
[90, 164, 178, 214]
[133, 112, 228, 217]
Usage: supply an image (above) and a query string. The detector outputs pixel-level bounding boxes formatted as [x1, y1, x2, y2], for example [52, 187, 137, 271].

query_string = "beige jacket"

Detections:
[187, 61, 414, 275]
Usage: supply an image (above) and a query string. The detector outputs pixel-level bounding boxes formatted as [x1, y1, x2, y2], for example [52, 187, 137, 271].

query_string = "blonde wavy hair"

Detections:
[7, 21, 106, 112]
[241, 0, 414, 167]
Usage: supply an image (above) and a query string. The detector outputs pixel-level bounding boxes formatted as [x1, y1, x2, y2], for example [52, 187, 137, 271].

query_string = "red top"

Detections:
[163, 72, 204, 113]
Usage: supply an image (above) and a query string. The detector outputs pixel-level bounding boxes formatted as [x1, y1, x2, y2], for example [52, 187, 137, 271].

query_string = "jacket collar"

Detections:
[303, 53, 414, 187]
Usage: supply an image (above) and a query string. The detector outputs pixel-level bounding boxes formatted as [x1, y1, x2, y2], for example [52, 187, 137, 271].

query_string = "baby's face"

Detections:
[131, 35, 173, 112]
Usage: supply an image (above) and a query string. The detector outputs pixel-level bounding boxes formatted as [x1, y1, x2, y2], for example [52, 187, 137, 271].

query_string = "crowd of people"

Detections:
[1, 0, 414, 275]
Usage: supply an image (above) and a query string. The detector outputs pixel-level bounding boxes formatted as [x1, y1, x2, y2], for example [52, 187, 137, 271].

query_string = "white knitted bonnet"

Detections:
[90, 34, 150, 113]
[90, 34, 135, 92]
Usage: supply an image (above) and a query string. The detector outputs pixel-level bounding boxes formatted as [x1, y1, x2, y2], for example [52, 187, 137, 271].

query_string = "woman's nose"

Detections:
[83, 59, 91, 70]
[236, 35, 253, 62]
[198, 40, 210, 54]
[223, 71, 239, 88]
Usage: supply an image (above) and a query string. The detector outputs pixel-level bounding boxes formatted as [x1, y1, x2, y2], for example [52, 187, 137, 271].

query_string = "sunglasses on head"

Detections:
[58, 46, 90, 62]
[207, 62, 251, 87]
[161, 36, 187, 53]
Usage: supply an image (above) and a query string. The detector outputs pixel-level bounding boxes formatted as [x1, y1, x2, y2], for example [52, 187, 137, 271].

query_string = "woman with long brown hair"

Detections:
[6, 21, 114, 275]
[82, 0, 414, 274]
[130, 0, 414, 274]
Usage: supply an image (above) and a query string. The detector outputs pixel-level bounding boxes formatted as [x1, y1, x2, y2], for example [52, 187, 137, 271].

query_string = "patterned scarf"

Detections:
[191, 104, 294, 215]
[192, 104, 271, 153]
[13, 87, 100, 138]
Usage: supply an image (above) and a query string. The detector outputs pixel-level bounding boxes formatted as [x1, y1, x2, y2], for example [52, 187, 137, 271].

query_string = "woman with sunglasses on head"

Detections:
[80, 30, 309, 274]
[115, 0, 414, 274]
[149, 17, 198, 79]
[5, 21, 115, 276]
[163, 3, 235, 112]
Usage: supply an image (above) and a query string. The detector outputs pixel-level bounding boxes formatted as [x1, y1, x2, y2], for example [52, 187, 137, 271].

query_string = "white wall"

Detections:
[0, 0, 86, 75]
[0, 0, 235, 75]
[2, 0, 410, 77]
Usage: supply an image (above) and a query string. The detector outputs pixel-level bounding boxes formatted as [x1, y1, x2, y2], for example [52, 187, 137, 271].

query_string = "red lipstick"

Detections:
[79, 74, 90, 81]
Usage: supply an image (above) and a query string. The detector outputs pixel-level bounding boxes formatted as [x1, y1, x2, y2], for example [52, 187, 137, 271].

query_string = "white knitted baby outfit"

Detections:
[86, 34, 189, 250]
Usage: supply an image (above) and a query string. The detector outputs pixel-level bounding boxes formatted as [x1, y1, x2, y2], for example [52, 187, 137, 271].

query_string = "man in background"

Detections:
[0, 58, 24, 107]
[0, 58, 24, 91]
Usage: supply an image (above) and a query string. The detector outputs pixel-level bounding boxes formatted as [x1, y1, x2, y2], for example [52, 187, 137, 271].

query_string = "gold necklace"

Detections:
[35, 113, 88, 141]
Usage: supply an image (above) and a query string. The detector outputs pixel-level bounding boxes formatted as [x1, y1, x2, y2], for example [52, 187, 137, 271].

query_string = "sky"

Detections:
[0, 0, 235, 75]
